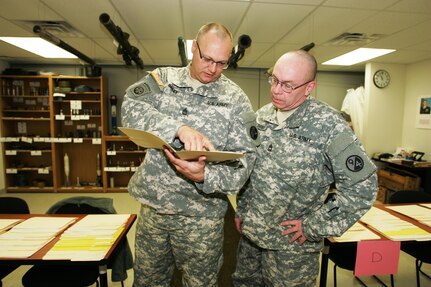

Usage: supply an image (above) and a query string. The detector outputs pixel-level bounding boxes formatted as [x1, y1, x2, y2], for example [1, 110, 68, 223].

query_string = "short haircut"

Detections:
[195, 22, 233, 43]
[294, 50, 317, 79]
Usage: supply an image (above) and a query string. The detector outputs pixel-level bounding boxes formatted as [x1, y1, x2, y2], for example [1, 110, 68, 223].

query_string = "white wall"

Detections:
[401, 59, 431, 160]
[360, 60, 431, 161]
[362, 63, 406, 157]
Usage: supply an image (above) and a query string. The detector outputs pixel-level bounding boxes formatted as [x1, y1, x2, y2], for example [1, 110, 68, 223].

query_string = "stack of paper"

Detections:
[360, 207, 431, 241]
[385, 204, 431, 227]
[332, 222, 381, 242]
[44, 214, 130, 261]
[0, 219, 23, 233]
[0, 217, 77, 258]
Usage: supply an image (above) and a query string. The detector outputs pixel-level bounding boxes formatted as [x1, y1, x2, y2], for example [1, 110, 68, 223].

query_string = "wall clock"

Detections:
[373, 69, 390, 88]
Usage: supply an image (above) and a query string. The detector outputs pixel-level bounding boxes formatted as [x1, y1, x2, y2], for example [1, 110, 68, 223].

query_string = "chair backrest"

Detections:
[54, 203, 107, 214]
[0, 197, 30, 214]
[388, 190, 431, 204]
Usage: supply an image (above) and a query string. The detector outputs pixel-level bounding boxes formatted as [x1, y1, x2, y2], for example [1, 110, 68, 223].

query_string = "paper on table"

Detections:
[0, 219, 23, 233]
[360, 207, 431, 241]
[332, 222, 381, 242]
[43, 214, 129, 261]
[11, 217, 77, 232]
[385, 204, 431, 227]
[0, 217, 77, 258]
[420, 203, 431, 209]
[0, 250, 43, 258]
[118, 127, 244, 162]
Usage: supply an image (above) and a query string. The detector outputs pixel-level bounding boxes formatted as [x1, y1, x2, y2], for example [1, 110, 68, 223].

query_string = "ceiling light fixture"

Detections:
[0, 37, 78, 59]
[322, 48, 395, 66]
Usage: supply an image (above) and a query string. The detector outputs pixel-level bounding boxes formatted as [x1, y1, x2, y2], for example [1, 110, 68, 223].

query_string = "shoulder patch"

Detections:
[328, 132, 375, 183]
[346, 155, 364, 172]
[127, 72, 163, 99]
[240, 111, 261, 146]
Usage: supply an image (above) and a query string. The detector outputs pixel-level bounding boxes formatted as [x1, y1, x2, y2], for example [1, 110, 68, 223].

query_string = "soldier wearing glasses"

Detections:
[122, 22, 257, 286]
[233, 50, 377, 287]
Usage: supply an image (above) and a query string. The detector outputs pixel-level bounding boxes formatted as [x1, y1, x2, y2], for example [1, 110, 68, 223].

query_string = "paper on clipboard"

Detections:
[118, 127, 244, 162]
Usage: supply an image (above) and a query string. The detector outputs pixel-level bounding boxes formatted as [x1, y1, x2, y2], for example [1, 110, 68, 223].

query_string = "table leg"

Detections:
[99, 264, 108, 287]
[320, 244, 329, 287]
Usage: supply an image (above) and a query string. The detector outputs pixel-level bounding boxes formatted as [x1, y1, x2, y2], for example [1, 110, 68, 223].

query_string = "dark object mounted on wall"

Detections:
[99, 13, 144, 69]
[228, 34, 252, 69]
[178, 36, 188, 67]
[85, 65, 102, 77]
[300, 42, 315, 51]
[33, 25, 102, 77]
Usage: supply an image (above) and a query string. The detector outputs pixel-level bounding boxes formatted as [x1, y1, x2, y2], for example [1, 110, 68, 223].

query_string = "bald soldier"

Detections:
[121, 22, 257, 287]
[233, 50, 377, 286]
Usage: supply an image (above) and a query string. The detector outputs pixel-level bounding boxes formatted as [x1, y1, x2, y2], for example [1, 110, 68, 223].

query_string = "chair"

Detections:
[388, 190, 431, 287]
[0, 196, 30, 214]
[21, 196, 133, 287]
[0, 197, 30, 287]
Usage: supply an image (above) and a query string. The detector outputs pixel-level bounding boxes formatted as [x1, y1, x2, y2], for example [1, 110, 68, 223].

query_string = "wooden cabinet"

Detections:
[104, 136, 145, 192]
[0, 75, 139, 193]
[50, 76, 106, 192]
[0, 76, 54, 192]
[377, 167, 421, 203]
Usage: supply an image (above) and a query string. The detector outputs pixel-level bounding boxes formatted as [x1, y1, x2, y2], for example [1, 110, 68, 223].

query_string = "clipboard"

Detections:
[118, 127, 244, 161]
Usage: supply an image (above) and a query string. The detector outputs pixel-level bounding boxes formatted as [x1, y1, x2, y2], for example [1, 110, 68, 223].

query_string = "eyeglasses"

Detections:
[195, 41, 229, 70]
[268, 75, 313, 93]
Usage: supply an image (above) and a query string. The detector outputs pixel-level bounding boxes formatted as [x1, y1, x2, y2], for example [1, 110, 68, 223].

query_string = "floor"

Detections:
[1, 192, 431, 287]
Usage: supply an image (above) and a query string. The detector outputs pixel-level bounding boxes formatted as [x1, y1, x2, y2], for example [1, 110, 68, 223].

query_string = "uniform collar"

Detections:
[260, 97, 314, 129]
[166, 66, 222, 98]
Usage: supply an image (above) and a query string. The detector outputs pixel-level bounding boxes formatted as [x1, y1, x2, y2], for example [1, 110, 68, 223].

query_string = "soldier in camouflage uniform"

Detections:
[232, 50, 377, 287]
[121, 22, 257, 287]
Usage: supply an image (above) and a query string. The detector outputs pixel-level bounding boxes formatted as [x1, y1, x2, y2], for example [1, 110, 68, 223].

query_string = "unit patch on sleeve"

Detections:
[240, 111, 260, 146]
[250, 126, 258, 140]
[327, 132, 374, 183]
[346, 155, 364, 172]
[127, 71, 163, 99]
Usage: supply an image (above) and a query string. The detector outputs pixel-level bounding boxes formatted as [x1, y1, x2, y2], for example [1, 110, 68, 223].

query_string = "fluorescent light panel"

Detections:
[0, 37, 78, 59]
[322, 48, 395, 66]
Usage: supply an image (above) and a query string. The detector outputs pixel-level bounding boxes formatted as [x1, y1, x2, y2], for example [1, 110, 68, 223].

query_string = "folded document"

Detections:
[119, 127, 244, 161]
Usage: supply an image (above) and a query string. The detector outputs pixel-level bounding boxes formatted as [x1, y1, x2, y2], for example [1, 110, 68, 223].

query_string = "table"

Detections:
[319, 204, 431, 287]
[0, 213, 136, 287]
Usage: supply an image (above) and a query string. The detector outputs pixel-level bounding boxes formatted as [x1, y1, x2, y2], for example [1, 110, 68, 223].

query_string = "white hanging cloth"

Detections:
[341, 86, 365, 140]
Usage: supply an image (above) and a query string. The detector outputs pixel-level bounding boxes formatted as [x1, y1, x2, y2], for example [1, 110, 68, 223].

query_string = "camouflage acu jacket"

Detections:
[238, 96, 377, 252]
[121, 66, 257, 217]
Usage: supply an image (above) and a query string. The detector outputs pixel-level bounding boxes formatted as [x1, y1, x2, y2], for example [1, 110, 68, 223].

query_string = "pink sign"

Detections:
[354, 240, 400, 276]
